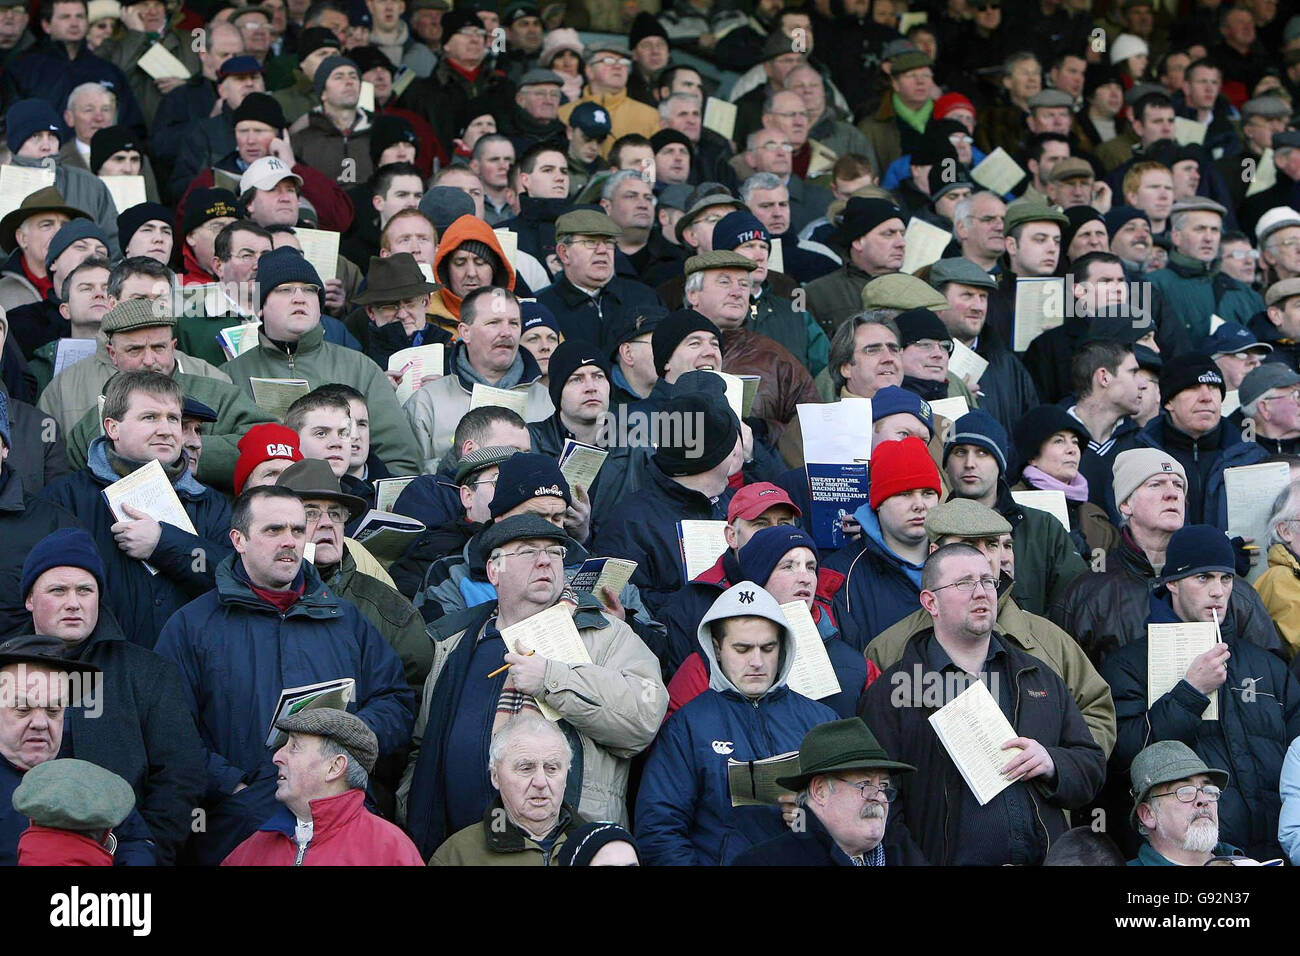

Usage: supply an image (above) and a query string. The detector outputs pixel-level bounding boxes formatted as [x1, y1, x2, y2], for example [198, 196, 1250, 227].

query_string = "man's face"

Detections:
[488, 534, 565, 611]
[1184, 66, 1222, 110]
[0, 5, 30, 47]
[933, 186, 972, 222]
[214, 228, 271, 288]
[472, 140, 514, 189]
[1007, 222, 1061, 276]
[236, 11, 272, 57]
[322, 64, 360, 108]
[15, 128, 57, 160]
[613, 144, 655, 181]
[813, 770, 892, 854]
[732, 237, 769, 285]
[25, 566, 98, 643]
[516, 81, 561, 121]
[850, 217, 906, 274]
[246, 457, 294, 488]
[1091, 81, 1124, 118]
[1051, 55, 1086, 97]
[556, 234, 615, 288]
[106, 326, 176, 374]
[383, 214, 436, 264]
[199, 25, 244, 78]
[655, 143, 691, 184]
[687, 267, 752, 330]
[1005, 58, 1042, 101]
[1029, 106, 1072, 135]
[602, 176, 654, 233]
[43, 0, 87, 42]
[901, 333, 951, 382]
[747, 186, 790, 237]
[663, 68, 703, 100]
[14, 212, 70, 271]
[218, 71, 266, 109]
[519, 151, 569, 198]
[1244, 113, 1286, 152]
[105, 391, 183, 464]
[749, 128, 793, 176]
[939, 282, 989, 342]
[1111, 217, 1152, 265]
[459, 463, 499, 523]
[1268, 296, 1300, 339]
[1171, 210, 1222, 263]
[1134, 106, 1176, 147]
[633, 34, 669, 74]
[766, 51, 805, 89]
[926, 551, 997, 638]
[233, 495, 306, 589]
[273, 733, 339, 814]
[299, 46, 340, 81]
[682, 203, 735, 253]
[559, 365, 609, 427]
[62, 265, 110, 326]
[713, 616, 781, 698]
[248, 179, 301, 227]
[235, 119, 278, 163]
[374, 174, 424, 226]
[1106, 352, 1148, 416]
[446, 248, 494, 298]
[586, 49, 630, 93]
[114, 273, 171, 302]
[125, 219, 174, 263]
[261, 279, 322, 340]
[568, 125, 604, 165]
[765, 91, 810, 148]
[1167, 571, 1234, 623]
[187, 216, 235, 271]
[410, 6, 441, 43]
[1139, 773, 1221, 856]
[0, 665, 66, 772]
[1164, 384, 1222, 437]
[1170, 159, 1201, 201]
[508, 13, 544, 52]
[663, 330, 722, 382]
[297, 407, 352, 478]
[443, 22, 487, 65]
[1048, 174, 1094, 210]
[1214, 348, 1264, 389]
[892, 65, 933, 108]
[1067, 220, 1109, 259]
[725, 505, 800, 550]
[1223, 8, 1255, 47]
[1074, 261, 1127, 315]
[181, 417, 203, 471]
[785, 67, 826, 121]
[959, 193, 1006, 257]
[302, 495, 347, 566]
[877, 487, 939, 548]
[49, 238, 108, 292]
[368, 0, 404, 29]
[946, 443, 1000, 501]
[842, 323, 902, 398]
[490, 729, 569, 833]
[1121, 472, 1186, 531]
[664, 97, 703, 143]
[872, 413, 930, 449]
[460, 298, 522, 376]
[65, 87, 114, 144]
[1263, 228, 1300, 278]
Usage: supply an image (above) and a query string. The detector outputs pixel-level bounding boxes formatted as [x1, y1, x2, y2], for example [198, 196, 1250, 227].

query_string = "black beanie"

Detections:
[547, 338, 611, 410]
[1062, 205, 1105, 251]
[651, 128, 692, 154]
[894, 307, 950, 347]
[652, 309, 723, 375]
[369, 114, 418, 165]
[628, 10, 669, 50]
[1159, 352, 1225, 405]
[89, 125, 138, 174]
[117, 202, 172, 251]
[652, 393, 739, 477]
[231, 91, 286, 132]
[555, 822, 641, 866]
[1011, 404, 1091, 470]
[297, 25, 340, 60]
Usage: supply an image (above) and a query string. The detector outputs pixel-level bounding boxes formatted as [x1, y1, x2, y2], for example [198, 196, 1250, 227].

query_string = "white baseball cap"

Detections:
[239, 156, 303, 195]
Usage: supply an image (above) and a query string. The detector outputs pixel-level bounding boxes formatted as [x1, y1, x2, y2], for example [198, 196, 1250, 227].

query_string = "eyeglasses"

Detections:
[930, 576, 999, 594]
[1150, 785, 1223, 803]
[767, 110, 807, 120]
[304, 505, 348, 525]
[1271, 239, 1300, 251]
[1224, 248, 1260, 259]
[373, 296, 429, 317]
[758, 141, 795, 152]
[591, 56, 631, 68]
[496, 545, 568, 563]
[907, 338, 954, 354]
[860, 342, 902, 356]
[269, 283, 321, 297]
[570, 237, 616, 250]
[522, 88, 562, 101]
[835, 777, 899, 803]
[1263, 389, 1300, 403]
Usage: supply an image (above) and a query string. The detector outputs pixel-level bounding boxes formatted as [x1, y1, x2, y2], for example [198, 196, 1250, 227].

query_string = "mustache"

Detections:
[274, 547, 299, 561]
[860, 802, 885, 820]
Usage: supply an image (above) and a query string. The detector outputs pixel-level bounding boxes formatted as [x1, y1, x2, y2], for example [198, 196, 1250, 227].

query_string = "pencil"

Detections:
[486, 650, 534, 679]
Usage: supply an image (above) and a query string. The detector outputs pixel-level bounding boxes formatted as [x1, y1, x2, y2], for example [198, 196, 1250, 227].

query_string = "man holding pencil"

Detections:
[1101, 524, 1300, 861]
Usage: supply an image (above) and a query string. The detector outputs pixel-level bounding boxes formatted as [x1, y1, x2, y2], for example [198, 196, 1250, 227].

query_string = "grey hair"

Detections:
[951, 193, 978, 238]
[684, 270, 705, 296]
[740, 172, 785, 204]
[317, 736, 370, 791]
[66, 81, 116, 115]
[827, 310, 901, 391]
[1170, 208, 1221, 234]
[657, 91, 702, 119]
[1266, 480, 1300, 548]
[487, 711, 573, 771]
[600, 167, 653, 202]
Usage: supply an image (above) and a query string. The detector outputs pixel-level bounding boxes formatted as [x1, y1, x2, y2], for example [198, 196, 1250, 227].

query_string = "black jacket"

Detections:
[0, 464, 80, 637]
[0, 380, 68, 496]
[730, 805, 927, 866]
[972, 325, 1040, 440]
[535, 271, 664, 352]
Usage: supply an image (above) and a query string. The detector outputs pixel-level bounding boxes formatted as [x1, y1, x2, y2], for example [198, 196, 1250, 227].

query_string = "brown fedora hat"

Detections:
[0, 186, 91, 254]
[352, 252, 437, 306]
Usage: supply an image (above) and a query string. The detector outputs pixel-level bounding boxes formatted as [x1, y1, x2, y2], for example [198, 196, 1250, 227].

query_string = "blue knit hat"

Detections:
[5, 98, 64, 153]
[20, 528, 106, 598]
[489, 452, 571, 519]
[521, 300, 562, 338]
[711, 210, 770, 252]
[871, 385, 934, 438]
[255, 246, 325, 310]
[0, 390, 10, 450]
[737, 525, 819, 587]
[1158, 524, 1236, 584]
[943, 409, 1009, 475]
[45, 220, 109, 273]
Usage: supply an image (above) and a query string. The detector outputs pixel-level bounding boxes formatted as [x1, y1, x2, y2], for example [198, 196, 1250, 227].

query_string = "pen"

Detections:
[486, 650, 533, 679]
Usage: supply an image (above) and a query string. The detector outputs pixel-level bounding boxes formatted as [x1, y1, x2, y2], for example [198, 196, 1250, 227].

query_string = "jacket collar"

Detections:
[213, 552, 342, 617]
[86, 436, 208, 498]
[259, 322, 326, 356]
[479, 795, 574, 854]
[1166, 250, 1220, 279]
[258, 788, 368, 839]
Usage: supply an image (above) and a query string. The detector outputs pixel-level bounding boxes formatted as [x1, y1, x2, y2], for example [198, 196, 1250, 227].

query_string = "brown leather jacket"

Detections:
[721, 326, 821, 439]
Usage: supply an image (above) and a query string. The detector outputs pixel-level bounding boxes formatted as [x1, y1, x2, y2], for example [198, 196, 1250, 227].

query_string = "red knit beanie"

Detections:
[234, 423, 304, 495]
[869, 436, 942, 510]
[934, 92, 976, 120]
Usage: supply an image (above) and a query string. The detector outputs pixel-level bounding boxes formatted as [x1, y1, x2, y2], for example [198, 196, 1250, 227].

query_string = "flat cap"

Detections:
[762, 29, 799, 60]
[586, 37, 629, 56]
[1267, 277, 1300, 306]
[555, 208, 621, 238]
[861, 273, 948, 310]
[1257, 206, 1300, 244]
[182, 396, 219, 422]
[454, 445, 521, 484]
[1003, 198, 1069, 233]
[1047, 156, 1094, 183]
[888, 49, 932, 73]
[1129, 740, 1228, 829]
[1239, 362, 1300, 408]
[101, 296, 174, 334]
[1124, 82, 1165, 106]
[929, 257, 997, 290]
[1169, 197, 1226, 218]
[518, 68, 564, 87]
[479, 512, 569, 555]
[924, 497, 1012, 541]
[275, 707, 379, 774]
[12, 759, 135, 831]
[684, 249, 758, 276]
[1274, 130, 1300, 151]
[0, 634, 100, 676]
[1243, 95, 1291, 120]
[1028, 89, 1074, 110]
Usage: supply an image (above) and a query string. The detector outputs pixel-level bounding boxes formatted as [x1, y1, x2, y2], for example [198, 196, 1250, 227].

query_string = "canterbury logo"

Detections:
[712, 740, 734, 754]
[534, 483, 564, 496]
[738, 590, 755, 604]
[1026, 689, 1047, 699]
[266, 443, 295, 457]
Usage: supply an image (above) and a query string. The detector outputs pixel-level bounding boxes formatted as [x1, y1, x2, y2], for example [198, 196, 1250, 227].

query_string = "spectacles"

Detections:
[1263, 389, 1300, 402]
[496, 545, 568, 563]
[466, 476, 497, 488]
[455, 26, 488, 37]
[908, 338, 954, 354]
[758, 142, 795, 152]
[304, 505, 348, 525]
[835, 777, 899, 803]
[270, 283, 321, 297]
[1150, 785, 1223, 803]
[373, 296, 429, 317]
[973, 215, 1003, 225]
[1224, 248, 1260, 259]
[591, 56, 631, 68]
[1272, 239, 1300, 251]
[767, 110, 806, 120]
[571, 237, 616, 250]
[522, 88, 562, 101]
[860, 342, 902, 356]
[930, 576, 999, 594]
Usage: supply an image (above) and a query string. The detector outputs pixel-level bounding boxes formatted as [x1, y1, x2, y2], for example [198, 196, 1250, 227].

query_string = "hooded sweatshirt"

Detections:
[430, 216, 517, 324]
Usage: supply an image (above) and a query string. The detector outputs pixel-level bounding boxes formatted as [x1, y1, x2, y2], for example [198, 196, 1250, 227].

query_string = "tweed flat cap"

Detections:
[1028, 89, 1074, 109]
[1266, 277, 1300, 307]
[929, 257, 997, 290]
[1047, 157, 1094, 183]
[1003, 198, 1069, 233]
[924, 498, 1012, 541]
[684, 249, 758, 275]
[101, 296, 174, 333]
[860, 273, 947, 310]
[12, 758, 135, 831]
[454, 445, 522, 484]
[479, 512, 569, 555]
[1169, 197, 1227, 218]
[555, 209, 622, 238]
[275, 706, 379, 774]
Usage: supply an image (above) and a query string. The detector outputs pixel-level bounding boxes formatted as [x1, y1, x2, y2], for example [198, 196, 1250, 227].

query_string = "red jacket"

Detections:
[176, 161, 356, 236]
[221, 789, 424, 866]
[17, 826, 113, 866]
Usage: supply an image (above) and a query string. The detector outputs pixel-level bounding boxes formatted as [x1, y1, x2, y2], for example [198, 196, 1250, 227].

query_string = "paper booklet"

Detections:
[900, 216, 953, 275]
[494, 228, 519, 262]
[499, 603, 591, 721]
[358, 80, 376, 113]
[351, 509, 424, 562]
[388, 343, 445, 405]
[137, 43, 192, 79]
[1174, 116, 1207, 146]
[703, 97, 738, 141]
[1147, 622, 1219, 719]
[971, 147, 1026, 195]
[927, 396, 969, 424]
[373, 476, 416, 513]
[566, 557, 637, 598]
[928, 678, 1023, 806]
[768, 237, 784, 274]
[101, 459, 198, 575]
[728, 751, 800, 807]
[468, 382, 529, 416]
[677, 519, 729, 582]
[52, 338, 97, 378]
[217, 322, 263, 362]
[779, 601, 841, 701]
[708, 370, 760, 419]
[797, 398, 872, 464]
[558, 438, 608, 492]
[99, 174, 147, 214]
[948, 339, 989, 386]
[1012, 276, 1066, 353]
[294, 227, 339, 282]
[265, 678, 355, 747]
[1221, 389, 1240, 417]
[805, 462, 869, 551]
[1011, 489, 1071, 532]
[212, 167, 243, 194]
[1225, 461, 1291, 584]
[0, 165, 55, 220]
[1247, 148, 1277, 198]
[249, 377, 310, 419]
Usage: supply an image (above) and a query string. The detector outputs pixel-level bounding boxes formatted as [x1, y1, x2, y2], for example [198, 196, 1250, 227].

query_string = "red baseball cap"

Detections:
[934, 92, 976, 120]
[234, 423, 304, 495]
[727, 482, 802, 522]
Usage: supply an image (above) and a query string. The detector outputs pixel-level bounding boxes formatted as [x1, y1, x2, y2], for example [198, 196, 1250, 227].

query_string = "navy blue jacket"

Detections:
[3, 39, 143, 133]
[151, 75, 218, 167]
[535, 271, 663, 352]
[39, 438, 233, 648]
[154, 554, 414, 865]
[0, 464, 81, 638]
[730, 805, 927, 865]
[824, 506, 925, 653]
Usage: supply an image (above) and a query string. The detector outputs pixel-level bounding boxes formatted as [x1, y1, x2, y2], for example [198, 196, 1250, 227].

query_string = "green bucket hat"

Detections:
[775, 717, 915, 791]
[1129, 740, 1229, 829]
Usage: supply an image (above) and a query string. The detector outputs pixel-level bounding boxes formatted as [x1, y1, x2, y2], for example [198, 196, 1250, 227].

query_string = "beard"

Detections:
[1182, 816, 1219, 854]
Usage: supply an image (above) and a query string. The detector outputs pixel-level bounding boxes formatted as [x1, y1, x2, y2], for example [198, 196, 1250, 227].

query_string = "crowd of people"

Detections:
[3, 0, 1300, 869]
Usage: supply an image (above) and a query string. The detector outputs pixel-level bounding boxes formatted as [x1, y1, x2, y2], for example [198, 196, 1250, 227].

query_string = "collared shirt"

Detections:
[924, 629, 1013, 718]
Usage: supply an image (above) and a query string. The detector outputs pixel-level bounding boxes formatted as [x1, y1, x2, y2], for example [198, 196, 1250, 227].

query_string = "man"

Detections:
[536, 209, 662, 348]
[786, 65, 876, 170]
[0, 187, 88, 315]
[289, 55, 375, 185]
[1098, 90, 1177, 175]
[151, 20, 245, 167]
[40, 371, 232, 648]
[223, 247, 422, 475]
[1021, 132, 1072, 205]
[556, 38, 660, 158]
[1045, 157, 1106, 212]
[636, 580, 837, 865]
[626, 10, 669, 104]
[825, 311, 905, 402]
[1258, 207, 1300, 286]
[944, 410, 1088, 614]
[429, 712, 585, 865]
[860, 543, 1106, 865]
[53, 298, 275, 493]
[736, 126, 833, 237]
[647, 187, 745, 287]
[496, 142, 571, 282]
[1127, 741, 1239, 865]
[600, 170, 676, 280]
[468, 135, 516, 225]
[1075, 64, 1126, 156]
[930, 258, 1038, 438]
[284, 389, 353, 480]
[858, 48, 936, 174]
[172, 220, 272, 367]
[172, 55, 270, 197]
[23, 255, 109, 395]
[155, 483, 412, 865]
[1254, 278, 1300, 372]
[659, 92, 736, 190]
[18, 528, 204, 864]
[223, 707, 422, 865]
[1066, 340, 1149, 509]
[400, 512, 666, 858]
[953, 191, 1006, 273]
[1149, 198, 1265, 343]
[805, 197, 906, 337]
[730, 717, 920, 866]
[653, 128, 692, 186]
[606, 305, 664, 406]
[1203, 321, 1272, 390]
[179, 188, 240, 285]
[1122, 161, 1175, 236]
[1219, 96, 1289, 212]
[344, 251, 442, 373]
[984, 199, 1068, 348]
[499, 69, 565, 156]
[92, 0, 200, 127]
[565, 101, 612, 198]
[1238, 364, 1300, 454]
[1102, 525, 1300, 860]
[269, 25, 340, 126]
[59, 82, 116, 171]
[404, 286, 552, 469]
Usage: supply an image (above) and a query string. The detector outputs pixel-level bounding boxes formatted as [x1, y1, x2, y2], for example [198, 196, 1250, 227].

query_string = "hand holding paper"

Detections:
[1000, 736, 1055, 782]
[1185, 642, 1231, 696]
[110, 503, 163, 560]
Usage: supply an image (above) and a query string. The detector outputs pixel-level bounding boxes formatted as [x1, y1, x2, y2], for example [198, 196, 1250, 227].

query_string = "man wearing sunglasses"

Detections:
[1128, 741, 1239, 865]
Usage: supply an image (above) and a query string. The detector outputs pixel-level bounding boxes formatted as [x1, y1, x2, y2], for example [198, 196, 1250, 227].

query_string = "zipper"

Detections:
[293, 839, 308, 865]
[1010, 664, 1051, 858]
